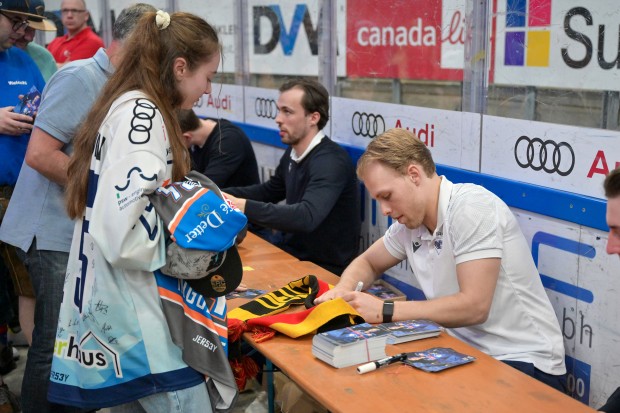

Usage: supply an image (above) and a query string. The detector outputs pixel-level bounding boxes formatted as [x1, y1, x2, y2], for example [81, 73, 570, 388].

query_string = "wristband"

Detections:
[382, 301, 394, 323]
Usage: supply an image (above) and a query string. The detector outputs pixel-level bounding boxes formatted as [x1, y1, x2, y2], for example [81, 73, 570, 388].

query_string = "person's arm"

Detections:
[25, 127, 69, 185]
[340, 257, 500, 326]
[225, 154, 287, 203]
[239, 145, 352, 232]
[314, 236, 401, 304]
[0, 106, 34, 135]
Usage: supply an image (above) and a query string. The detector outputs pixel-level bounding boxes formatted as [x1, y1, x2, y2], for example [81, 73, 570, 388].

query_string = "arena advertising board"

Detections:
[192, 83, 245, 122]
[330, 97, 481, 171]
[494, 0, 620, 91]
[514, 209, 620, 407]
[243, 86, 281, 130]
[346, 0, 464, 80]
[481, 115, 620, 199]
[247, 0, 347, 76]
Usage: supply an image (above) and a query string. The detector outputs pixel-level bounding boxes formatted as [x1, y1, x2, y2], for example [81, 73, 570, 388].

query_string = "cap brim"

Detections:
[187, 246, 242, 298]
[2, 10, 56, 31]
[160, 242, 243, 298]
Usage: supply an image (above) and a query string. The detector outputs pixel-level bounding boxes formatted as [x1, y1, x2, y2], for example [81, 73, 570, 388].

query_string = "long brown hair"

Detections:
[66, 11, 220, 219]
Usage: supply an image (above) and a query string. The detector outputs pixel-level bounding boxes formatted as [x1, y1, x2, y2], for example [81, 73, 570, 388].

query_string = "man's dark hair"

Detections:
[176, 109, 201, 133]
[112, 3, 157, 41]
[604, 168, 620, 198]
[279, 78, 329, 130]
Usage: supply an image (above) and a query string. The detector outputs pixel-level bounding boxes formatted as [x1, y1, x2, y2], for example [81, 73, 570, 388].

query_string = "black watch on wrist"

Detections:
[382, 301, 394, 323]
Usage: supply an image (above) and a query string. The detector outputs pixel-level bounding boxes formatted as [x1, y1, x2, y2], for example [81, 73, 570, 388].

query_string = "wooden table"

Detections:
[235, 234, 595, 413]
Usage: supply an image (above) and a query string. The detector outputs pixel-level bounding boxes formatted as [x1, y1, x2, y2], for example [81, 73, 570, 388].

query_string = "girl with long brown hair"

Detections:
[48, 10, 222, 412]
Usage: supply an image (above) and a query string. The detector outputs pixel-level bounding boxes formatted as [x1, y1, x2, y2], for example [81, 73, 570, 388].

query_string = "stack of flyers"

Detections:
[403, 347, 475, 372]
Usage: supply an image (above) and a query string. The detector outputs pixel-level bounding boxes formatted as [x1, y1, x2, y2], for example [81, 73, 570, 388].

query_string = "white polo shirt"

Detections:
[383, 176, 566, 375]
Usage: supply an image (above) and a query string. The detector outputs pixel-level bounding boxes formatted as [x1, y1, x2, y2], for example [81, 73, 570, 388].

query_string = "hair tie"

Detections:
[155, 10, 171, 30]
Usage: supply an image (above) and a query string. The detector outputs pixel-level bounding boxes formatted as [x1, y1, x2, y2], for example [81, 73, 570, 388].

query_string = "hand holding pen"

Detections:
[357, 353, 408, 374]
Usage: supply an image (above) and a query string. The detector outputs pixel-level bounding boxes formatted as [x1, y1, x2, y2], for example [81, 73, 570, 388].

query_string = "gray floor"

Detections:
[3, 331, 269, 413]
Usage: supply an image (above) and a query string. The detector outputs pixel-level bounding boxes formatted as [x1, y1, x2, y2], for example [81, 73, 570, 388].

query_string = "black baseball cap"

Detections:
[0, 0, 56, 31]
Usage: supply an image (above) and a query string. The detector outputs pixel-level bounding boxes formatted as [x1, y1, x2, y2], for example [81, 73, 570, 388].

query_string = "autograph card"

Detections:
[404, 347, 475, 372]
[14, 86, 41, 117]
[225, 288, 266, 299]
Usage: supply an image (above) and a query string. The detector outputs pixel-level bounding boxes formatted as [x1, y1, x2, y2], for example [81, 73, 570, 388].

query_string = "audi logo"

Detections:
[351, 111, 385, 138]
[255, 98, 278, 119]
[514, 136, 575, 176]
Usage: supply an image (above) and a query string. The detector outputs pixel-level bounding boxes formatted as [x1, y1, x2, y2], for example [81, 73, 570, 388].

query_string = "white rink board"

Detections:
[331, 97, 480, 171]
[193, 83, 245, 122]
[481, 115, 620, 200]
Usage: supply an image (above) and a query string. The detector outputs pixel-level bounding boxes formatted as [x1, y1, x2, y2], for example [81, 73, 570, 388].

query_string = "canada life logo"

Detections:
[504, 0, 551, 67]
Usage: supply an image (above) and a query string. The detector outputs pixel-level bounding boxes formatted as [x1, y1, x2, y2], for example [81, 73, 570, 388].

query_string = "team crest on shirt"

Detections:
[433, 238, 443, 255]
[412, 240, 421, 253]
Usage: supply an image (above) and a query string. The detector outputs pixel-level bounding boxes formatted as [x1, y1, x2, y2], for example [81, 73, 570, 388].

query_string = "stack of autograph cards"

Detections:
[403, 347, 475, 372]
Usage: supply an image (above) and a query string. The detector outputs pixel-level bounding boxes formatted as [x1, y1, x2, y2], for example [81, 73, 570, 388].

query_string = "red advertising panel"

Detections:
[346, 0, 463, 81]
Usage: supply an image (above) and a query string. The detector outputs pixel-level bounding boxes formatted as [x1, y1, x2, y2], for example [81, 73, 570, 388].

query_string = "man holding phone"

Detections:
[0, 0, 51, 188]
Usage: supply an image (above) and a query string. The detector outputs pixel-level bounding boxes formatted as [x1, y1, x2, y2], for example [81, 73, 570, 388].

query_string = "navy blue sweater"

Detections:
[226, 137, 360, 275]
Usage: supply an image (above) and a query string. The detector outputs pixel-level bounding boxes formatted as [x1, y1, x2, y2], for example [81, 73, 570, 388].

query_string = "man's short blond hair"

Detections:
[357, 128, 436, 179]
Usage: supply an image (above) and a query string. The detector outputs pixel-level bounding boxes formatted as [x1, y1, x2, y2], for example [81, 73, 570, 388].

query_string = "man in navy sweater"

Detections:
[224, 79, 360, 275]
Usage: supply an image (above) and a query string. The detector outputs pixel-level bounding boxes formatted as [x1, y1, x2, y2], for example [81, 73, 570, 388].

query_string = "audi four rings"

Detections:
[352, 111, 385, 138]
[255, 98, 278, 119]
[514, 136, 575, 176]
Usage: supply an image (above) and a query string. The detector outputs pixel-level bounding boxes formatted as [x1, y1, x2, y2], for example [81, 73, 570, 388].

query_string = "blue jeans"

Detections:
[502, 360, 568, 394]
[17, 240, 84, 413]
[109, 382, 214, 413]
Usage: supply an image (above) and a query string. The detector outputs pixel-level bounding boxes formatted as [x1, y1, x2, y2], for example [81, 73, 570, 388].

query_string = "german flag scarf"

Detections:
[228, 275, 364, 340]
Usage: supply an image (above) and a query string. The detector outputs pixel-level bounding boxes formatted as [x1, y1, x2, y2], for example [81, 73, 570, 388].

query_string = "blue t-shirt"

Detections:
[0, 48, 112, 253]
[0, 47, 45, 186]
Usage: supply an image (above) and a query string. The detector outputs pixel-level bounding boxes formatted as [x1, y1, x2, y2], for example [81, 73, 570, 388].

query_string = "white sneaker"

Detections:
[10, 347, 18, 361]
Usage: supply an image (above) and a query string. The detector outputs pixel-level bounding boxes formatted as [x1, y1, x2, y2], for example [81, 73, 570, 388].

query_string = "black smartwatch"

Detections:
[382, 301, 394, 323]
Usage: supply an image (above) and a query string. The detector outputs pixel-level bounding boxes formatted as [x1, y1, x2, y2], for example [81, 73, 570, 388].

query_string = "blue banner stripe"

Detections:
[540, 274, 594, 303]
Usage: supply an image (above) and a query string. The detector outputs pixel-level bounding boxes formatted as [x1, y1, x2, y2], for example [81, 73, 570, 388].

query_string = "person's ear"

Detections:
[173, 57, 188, 81]
[182, 132, 193, 148]
[406, 164, 421, 185]
[308, 111, 320, 127]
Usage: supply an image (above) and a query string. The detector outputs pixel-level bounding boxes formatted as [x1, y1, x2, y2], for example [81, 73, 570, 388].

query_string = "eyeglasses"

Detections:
[61, 9, 86, 15]
[0, 11, 29, 32]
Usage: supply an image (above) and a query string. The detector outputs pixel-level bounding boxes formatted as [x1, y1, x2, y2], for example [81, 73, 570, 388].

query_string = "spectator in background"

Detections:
[0, 4, 156, 413]
[47, 0, 103, 66]
[177, 108, 260, 188]
[598, 168, 620, 413]
[14, 0, 56, 81]
[224, 78, 360, 275]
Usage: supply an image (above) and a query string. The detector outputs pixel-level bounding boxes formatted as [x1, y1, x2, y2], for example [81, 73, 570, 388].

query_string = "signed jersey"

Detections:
[48, 91, 204, 408]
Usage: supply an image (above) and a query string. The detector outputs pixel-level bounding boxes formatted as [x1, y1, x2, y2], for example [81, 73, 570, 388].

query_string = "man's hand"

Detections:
[222, 191, 246, 213]
[0, 106, 34, 135]
[340, 292, 384, 324]
[314, 285, 349, 304]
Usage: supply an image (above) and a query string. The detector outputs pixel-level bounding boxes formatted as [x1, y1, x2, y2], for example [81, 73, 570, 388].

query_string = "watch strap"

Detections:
[382, 301, 394, 323]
